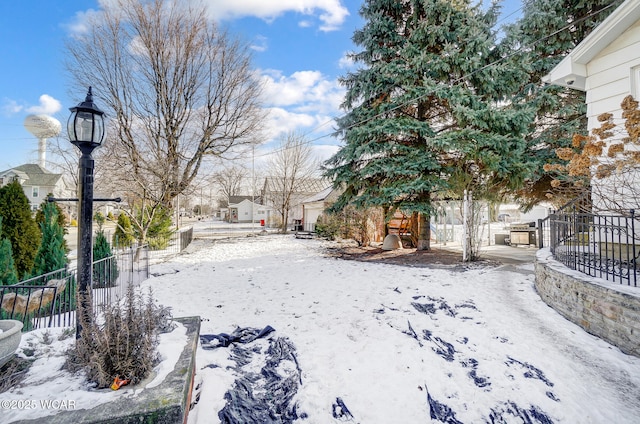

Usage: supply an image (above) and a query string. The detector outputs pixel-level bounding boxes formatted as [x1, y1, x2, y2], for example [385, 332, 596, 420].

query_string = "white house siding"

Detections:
[585, 20, 640, 130]
[229, 199, 271, 223]
[303, 202, 325, 232]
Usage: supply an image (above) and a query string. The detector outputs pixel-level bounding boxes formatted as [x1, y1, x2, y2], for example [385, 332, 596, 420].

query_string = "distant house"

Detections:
[261, 177, 327, 228]
[300, 186, 342, 232]
[227, 195, 271, 224]
[0, 163, 69, 213]
[544, 0, 640, 211]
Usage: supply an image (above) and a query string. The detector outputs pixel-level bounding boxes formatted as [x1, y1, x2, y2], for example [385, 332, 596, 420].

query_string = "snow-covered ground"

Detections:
[3, 234, 640, 423]
[156, 235, 640, 423]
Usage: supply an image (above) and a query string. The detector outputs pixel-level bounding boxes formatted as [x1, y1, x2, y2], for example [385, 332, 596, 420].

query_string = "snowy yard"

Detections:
[3, 234, 640, 423]
[151, 235, 640, 423]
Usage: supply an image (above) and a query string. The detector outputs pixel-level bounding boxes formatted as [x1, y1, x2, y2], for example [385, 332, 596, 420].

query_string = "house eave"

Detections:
[543, 0, 640, 91]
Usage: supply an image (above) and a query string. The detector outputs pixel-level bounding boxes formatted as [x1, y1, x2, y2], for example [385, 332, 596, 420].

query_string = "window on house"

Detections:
[32, 186, 39, 198]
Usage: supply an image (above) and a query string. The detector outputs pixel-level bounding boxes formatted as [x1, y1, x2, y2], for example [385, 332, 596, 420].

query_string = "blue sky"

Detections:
[0, 0, 521, 171]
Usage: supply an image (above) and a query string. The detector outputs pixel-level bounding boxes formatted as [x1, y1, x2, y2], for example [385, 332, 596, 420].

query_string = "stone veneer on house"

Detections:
[535, 249, 640, 358]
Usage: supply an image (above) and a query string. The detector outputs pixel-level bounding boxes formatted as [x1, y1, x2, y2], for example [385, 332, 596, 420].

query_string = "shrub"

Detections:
[93, 230, 118, 287]
[94, 212, 105, 229]
[0, 180, 41, 279]
[0, 218, 18, 284]
[113, 213, 135, 248]
[65, 286, 173, 389]
[35, 199, 69, 255]
[31, 202, 68, 277]
[147, 235, 170, 251]
[314, 213, 341, 240]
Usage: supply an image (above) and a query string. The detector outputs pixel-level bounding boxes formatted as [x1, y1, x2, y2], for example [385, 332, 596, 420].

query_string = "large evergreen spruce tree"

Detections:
[500, 0, 622, 208]
[32, 201, 69, 277]
[325, 0, 532, 249]
[0, 180, 41, 279]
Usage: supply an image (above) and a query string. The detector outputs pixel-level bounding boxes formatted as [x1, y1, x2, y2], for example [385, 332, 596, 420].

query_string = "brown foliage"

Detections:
[65, 286, 173, 389]
[547, 95, 640, 210]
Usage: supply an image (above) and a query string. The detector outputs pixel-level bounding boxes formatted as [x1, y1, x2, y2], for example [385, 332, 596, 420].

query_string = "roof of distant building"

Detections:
[229, 195, 262, 205]
[0, 163, 63, 187]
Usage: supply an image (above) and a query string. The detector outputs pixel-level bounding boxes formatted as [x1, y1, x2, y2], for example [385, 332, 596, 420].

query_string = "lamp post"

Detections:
[68, 87, 105, 338]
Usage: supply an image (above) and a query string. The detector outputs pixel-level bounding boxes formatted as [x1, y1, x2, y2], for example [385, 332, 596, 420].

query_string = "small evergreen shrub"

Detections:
[93, 230, 118, 287]
[314, 213, 341, 240]
[65, 286, 173, 389]
[31, 202, 69, 277]
[0, 218, 18, 284]
[113, 213, 135, 248]
[147, 235, 170, 251]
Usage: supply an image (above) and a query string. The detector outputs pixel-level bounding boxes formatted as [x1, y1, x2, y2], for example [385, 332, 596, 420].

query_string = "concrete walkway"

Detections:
[433, 242, 538, 267]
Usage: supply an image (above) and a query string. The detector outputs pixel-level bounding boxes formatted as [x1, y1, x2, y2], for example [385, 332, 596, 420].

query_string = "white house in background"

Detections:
[544, 0, 640, 211]
[227, 195, 272, 224]
[0, 163, 70, 212]
[261, 177, 327, 228]
[301, 186, 342, 232]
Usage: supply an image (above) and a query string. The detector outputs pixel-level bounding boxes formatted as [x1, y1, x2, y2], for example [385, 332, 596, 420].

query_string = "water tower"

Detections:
[23, 114, 62, 169]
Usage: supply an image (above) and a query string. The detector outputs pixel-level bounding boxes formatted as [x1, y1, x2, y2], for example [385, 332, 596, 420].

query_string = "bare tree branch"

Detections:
[64, 0, 266, 240]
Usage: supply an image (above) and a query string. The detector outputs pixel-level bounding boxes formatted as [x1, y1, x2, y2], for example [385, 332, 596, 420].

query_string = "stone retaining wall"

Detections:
[535, 249, 640, 358]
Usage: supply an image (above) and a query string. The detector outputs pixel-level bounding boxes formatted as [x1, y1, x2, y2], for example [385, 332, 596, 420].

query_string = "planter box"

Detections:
[14, 316, 200, 424]
[0, 320, 23, 368]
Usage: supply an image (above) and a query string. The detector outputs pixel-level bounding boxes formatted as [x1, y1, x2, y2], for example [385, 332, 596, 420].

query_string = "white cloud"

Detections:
[261, 70, 343, 113]
[1, 99, 23, 116]
[26, 95, 62, 115]
[64, 8, 103, 36]
[258, 69, 344, 148]
[338, 51, 357, 69]
[205, 0, 349, 31]
[257, 70, 344, 164]
[312, 143, 340, 163]
[250, 35, 268, 52]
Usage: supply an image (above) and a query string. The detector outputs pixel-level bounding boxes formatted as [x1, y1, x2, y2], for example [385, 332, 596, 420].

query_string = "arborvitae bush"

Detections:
[142, 206, 174, 250]
[0, 218, 18, 285]
[65, 286, 173, 389]
[93, 230, 118, 288]
[31, 202, 69, 277]
[35, 199, 69, 255]
[113, 213, 135, 248]
[0, 180, 41, 279]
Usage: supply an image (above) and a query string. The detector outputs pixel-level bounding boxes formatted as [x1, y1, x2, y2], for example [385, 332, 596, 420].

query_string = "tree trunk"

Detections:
[417, 212, 430, 251]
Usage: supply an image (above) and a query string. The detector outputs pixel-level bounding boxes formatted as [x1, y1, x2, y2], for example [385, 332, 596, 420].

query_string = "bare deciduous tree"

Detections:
[211, 164, 246, 208]
[64, 0, 265, 241]
[264, 132, 319, 232]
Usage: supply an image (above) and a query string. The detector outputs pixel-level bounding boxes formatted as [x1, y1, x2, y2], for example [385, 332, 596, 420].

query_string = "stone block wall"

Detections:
[535, 249, 640, 358]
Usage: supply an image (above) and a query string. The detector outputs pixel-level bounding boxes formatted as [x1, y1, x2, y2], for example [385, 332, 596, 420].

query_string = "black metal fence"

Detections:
[146, 227, 193, 260]
[0, 268, 75, 331]
[0, 244, 149, 331]
[540, 208, 638, 287]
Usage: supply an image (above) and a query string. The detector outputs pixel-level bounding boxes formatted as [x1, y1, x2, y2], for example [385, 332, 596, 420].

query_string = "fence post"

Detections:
[537, 218, 544, 249]
[632, 209, 636, 287]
